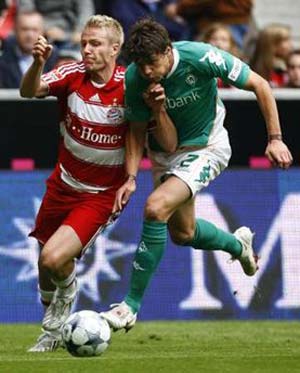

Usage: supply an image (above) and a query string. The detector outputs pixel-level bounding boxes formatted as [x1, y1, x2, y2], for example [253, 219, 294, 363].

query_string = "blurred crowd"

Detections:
[0, 0, 299, 89]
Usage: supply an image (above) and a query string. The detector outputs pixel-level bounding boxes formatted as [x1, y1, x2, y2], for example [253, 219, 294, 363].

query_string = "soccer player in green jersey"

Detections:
[101, 18, 293, 331]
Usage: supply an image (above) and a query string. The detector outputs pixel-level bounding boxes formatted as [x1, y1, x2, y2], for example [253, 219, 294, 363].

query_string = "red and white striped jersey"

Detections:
[42, 62, 127, 192]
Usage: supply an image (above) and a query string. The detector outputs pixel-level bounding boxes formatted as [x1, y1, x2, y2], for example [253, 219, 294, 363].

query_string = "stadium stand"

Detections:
[253, 0, 300, 46]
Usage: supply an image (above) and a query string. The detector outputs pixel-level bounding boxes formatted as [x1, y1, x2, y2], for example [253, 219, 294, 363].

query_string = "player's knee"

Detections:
[169, 229, 195, 246]
[144, 194, 168, 221]
[39, 249, 63, 274]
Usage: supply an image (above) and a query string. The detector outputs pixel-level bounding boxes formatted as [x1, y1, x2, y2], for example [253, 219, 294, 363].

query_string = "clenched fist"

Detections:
[143, 83, 166, 113]
[32, 35, 53, 65]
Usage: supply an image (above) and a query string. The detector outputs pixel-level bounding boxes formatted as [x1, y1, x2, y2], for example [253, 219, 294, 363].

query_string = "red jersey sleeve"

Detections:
[41, 62, 86, 97]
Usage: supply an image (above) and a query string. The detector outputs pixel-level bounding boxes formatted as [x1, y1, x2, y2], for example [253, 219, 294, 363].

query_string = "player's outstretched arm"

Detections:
[243, 70, 293, 169]
[20, 35, 52, 98]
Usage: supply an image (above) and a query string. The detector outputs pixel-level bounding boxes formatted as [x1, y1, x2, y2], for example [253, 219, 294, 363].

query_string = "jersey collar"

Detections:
[166, 48, 179, 79]
[89, 65, 124, 92]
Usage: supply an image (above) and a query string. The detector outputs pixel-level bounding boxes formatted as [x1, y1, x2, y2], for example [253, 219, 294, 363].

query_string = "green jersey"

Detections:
[125, 41, 250, 151]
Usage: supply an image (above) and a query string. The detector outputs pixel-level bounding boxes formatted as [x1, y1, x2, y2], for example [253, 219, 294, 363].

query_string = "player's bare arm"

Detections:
[244, 70, 293, 169]
[113, 121, 147, 212]
[20, 35, 52, 98]
[143, 83, 178, 153]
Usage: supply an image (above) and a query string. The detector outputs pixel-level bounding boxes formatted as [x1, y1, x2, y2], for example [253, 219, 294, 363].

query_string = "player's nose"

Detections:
[142, 65, 153, 77]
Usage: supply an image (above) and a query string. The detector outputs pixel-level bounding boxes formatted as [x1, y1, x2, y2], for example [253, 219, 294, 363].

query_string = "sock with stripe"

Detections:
[125, 220, 167, 313]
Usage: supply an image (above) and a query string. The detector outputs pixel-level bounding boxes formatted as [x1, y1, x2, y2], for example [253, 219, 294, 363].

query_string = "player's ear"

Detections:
[111, 43, 120, 57]
[165, 46, 172, 55]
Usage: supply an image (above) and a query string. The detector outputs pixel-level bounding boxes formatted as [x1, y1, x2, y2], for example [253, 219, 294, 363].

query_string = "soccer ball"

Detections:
[61, 310, 111, 357]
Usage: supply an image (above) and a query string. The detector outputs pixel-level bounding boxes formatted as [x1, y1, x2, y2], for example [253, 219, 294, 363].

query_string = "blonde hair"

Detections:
[85, 15, 124, 47]
[250, 23, 291, 80]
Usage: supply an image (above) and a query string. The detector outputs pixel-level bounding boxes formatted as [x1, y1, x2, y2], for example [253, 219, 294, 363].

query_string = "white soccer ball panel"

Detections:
[98, 317, 111, 342]
[81, 317, 101, 335]
[71, 326, 89, 345]
[77, 310, 98, 319]
[95, 341, 109, 355]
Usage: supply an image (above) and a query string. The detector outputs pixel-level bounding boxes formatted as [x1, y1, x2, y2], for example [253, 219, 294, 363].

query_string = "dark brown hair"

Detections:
[125, 18, 172, 65]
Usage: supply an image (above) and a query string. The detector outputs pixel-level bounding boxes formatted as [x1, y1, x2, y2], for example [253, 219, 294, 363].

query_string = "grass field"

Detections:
[0, 321, 299, 373]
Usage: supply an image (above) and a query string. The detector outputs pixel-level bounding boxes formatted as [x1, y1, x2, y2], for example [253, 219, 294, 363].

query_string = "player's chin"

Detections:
[83, 63, 93, 71]
[142, 74, 161, 83]
[83, 60, 97, 70]
[147, 76, 162, 83]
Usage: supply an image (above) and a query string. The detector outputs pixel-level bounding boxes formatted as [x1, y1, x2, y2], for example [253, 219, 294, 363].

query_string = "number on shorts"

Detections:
[179, 154, 199, 168]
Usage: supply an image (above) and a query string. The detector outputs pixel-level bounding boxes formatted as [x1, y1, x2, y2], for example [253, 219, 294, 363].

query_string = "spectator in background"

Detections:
[176, 0, 254, 49]
[18, 0, 95, 50]
[0, 0, 16, 44]
[286, 50, 300, 88]
[106, 0, 190, 42]
[54, 48, 81, 68]
[201, 23, 242, 88]
[0, 11, 58, 88]
[250, 24, 293, 88]
[201, 22, 242, 57]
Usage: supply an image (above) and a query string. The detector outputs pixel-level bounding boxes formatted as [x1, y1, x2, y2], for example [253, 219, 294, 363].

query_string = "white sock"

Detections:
[39, 287, 55, 307]
[52, 267, 77, 298]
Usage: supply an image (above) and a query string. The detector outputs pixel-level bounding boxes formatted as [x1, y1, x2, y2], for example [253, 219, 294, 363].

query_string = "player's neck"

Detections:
[91, 63, 115, 84]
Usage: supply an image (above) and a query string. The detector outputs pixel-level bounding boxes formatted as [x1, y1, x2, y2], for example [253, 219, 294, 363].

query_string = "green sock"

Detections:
[125, 220, 167, 313]
[186, 218, 242, 257]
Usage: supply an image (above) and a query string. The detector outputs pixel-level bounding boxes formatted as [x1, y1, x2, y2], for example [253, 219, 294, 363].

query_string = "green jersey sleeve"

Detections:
[186, 42, 250, 89]
[124, 64, 152, 122]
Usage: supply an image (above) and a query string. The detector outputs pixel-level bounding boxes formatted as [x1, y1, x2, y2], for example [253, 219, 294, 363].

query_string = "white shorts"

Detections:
[149, 128, 232, 196]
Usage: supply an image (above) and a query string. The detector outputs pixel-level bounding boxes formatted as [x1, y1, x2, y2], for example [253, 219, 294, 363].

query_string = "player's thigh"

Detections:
[145, 175, 191, 220]
[150, 136, 231, 197]
[171, 147, 230, 196]
[41, 190, 116, 265]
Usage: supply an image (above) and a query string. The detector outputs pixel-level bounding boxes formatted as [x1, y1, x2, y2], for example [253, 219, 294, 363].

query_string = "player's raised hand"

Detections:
[32, 35, 53, 64]
[265, 139, 293, 169]
[143, 83, 166, 113]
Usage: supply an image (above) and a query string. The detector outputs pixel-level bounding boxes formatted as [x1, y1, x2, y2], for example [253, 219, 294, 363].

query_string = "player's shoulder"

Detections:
[43, 61, 86, 82]
[125, 62, 144, 87]
[113, 65, 126, 83]
[115, 64, 126, 74]
[56, 61, 86, 77]
[173, 40, 213, 59]
[125, 62, 138, 80]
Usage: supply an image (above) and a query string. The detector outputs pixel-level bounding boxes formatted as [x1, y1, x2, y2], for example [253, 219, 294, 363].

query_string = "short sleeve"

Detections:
[190, 42, 250, 89]
[41, 64, 74, 97]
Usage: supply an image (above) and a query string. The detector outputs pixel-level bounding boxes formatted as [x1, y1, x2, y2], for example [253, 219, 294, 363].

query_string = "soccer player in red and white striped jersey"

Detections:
[20, 15, 138, 353]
